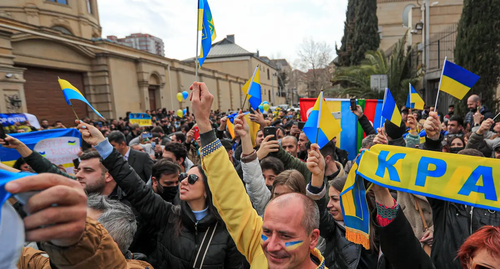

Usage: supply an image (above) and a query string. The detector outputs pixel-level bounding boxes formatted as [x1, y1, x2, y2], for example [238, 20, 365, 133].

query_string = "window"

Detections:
[47, 0, 68, 4]
[267, 68, 270, 80]
[86, 0, 93, 14]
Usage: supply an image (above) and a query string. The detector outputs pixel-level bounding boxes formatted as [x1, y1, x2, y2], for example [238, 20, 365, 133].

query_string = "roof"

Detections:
[183, 37, 254, 62]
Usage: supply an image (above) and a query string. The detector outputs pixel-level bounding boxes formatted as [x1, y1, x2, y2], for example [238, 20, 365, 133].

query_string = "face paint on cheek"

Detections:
[261, 234, 268, 242]
[284, 240, 304, 251]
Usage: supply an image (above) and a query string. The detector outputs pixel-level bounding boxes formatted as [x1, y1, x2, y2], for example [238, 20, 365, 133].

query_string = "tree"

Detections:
[454, 0, 500, 114]
[336, 0, 357, 67]
[331, 32, 422, 106]
[350, 0, 380, 66]
[296, 37, 333, 97]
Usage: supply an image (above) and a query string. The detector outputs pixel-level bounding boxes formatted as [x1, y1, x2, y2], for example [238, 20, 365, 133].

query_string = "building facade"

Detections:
[0, 0, 253, 126]
[185, 35, 286, 106]
[107, 33, 165, 57]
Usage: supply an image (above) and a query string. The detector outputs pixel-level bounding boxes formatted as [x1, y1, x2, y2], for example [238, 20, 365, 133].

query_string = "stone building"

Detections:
[0, 0, 273, 125]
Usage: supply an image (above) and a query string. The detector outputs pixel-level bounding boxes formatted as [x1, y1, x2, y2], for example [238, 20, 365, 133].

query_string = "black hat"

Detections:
[385, 119, 406, 140]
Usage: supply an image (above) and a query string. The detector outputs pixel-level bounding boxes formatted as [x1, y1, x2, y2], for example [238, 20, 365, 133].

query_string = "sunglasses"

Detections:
[178, 172, 199, 185]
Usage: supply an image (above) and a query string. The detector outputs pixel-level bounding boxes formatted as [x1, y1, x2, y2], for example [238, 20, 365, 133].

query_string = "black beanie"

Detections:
[385, 119, 406, 140]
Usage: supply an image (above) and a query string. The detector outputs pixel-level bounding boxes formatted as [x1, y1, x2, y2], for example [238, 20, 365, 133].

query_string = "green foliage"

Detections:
[454, 0, 500, 115]
[336, 0, 380, 67]
[332, 32, 423, 106]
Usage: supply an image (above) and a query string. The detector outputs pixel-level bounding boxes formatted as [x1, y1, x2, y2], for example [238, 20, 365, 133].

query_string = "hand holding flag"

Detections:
[381, 88, 402, 127]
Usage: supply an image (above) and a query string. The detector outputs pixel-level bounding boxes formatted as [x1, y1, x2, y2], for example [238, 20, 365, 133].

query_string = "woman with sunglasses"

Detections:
[76, 121, 247, 269]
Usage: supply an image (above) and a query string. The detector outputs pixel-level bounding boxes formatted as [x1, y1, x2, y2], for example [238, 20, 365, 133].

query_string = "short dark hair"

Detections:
[173, 132, 186, 143]
[449, 115, 464, 127]
[320, 140, 336, 160]
[80, 149, 107, 172]
[260, 156, 284, 175]
[152, 159, 181, 180]
[107, 131, 127, 145]
[164, 142, 187, 162]
[221, 139, 233, 151]
[151, 126, 164, 134]
[458, 148, 484, 157]
[449, 104, 455, 108]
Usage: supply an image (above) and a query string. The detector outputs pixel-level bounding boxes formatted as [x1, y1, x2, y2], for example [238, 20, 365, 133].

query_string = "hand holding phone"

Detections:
[194, 126, 200, 140]
[0, 126, 8, 145]
[350, 98, 357, 111]
[264, 126, 277, 141]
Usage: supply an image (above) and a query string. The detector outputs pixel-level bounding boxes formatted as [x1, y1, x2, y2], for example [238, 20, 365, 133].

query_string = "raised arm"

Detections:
[76, 121, 171, 229]
[193, 82, 263, 264]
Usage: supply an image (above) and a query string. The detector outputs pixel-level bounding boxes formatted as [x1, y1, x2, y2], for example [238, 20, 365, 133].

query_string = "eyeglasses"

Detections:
[471, 262, 496, 269]
[178, 172, 199, 185]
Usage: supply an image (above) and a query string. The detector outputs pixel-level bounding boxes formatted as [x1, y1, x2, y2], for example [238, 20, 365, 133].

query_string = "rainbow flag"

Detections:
[340, 161, 371, 249]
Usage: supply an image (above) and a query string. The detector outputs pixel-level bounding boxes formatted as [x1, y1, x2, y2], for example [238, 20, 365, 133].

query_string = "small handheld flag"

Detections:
[197, 0, 216, 68]
[406, 84, 425, 110]
[241, 67, 262, 110]
[303, 92, 342, 149]
[440, 59, 480, 100]
[381, 88, 401, 126]
[58, 78, 105, 120]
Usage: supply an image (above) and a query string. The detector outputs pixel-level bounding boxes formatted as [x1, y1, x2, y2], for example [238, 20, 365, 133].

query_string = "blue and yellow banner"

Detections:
[340, 161, 371, 249]
[0, 129, 81, 174]
[129, 113, 152, 127]
[357, 144, 500, 211]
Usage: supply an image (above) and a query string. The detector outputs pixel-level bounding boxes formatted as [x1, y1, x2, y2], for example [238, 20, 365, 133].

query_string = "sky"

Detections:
[98, 0, 348, 68]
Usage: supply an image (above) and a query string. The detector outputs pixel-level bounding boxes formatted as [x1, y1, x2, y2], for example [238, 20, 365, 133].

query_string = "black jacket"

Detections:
[420, 133, 500, 269]
[359, 115, 377, 136]
[102, 148, 247, 269]
[376, 209, 435, 269]
[128, 148, 153, 182]
[316, 195, 381, 269]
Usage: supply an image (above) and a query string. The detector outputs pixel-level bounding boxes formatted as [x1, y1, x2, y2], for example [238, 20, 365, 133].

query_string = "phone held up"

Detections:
[264, 126, 277, 141]
[350, 98, 357, 111]
[0, 126, 8, 145]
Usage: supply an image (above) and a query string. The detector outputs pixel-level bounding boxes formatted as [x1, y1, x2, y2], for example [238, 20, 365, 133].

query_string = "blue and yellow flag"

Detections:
[241, 67, 262, 110]
[440, 60, 480, 100]
[198, 0, 216, 67]
[58, 78, 104, 119]
[226, 112, 259, 147]
[0, 170, 33, 219]
[303, 92, 342, 149]
[381, 88, 401, 126]
[340, 161, 371, 250]
[406, 84, 425, 110]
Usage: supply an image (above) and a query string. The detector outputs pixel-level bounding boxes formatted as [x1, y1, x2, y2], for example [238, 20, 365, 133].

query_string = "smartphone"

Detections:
[72, 158, 80, 169]
[350, 98, 357, 111]
[194, 126, 200, 140]
[186, 107, 190, 116]
[141, 133, 152, 139]
[249, 107, 256, 114]
[0, 126, 8, 145]
[264, 126, 277, 141]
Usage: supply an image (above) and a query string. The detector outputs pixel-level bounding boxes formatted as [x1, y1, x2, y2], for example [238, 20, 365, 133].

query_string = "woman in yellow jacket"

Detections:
[192, 81, 327, 269]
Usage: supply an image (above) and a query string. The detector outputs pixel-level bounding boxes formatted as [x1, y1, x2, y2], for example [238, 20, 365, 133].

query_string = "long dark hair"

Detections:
[169, 165, 222, 236]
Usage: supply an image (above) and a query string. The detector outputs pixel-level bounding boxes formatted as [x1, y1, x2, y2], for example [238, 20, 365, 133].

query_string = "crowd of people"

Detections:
[1, 82, 500, 269]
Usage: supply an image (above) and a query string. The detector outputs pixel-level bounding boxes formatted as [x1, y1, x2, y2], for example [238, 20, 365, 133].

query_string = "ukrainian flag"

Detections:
[406, 84, 425, 110]
[440, 60, 480, 100]
[227, 112, 259, 147]
[341, 161, 371, 250]
[58, 78, 104, 119]
[381, 88, 402, 127]
[241, 67, 262, 110]
[198, 0, 216, 67]
[303, 92, 342, 149]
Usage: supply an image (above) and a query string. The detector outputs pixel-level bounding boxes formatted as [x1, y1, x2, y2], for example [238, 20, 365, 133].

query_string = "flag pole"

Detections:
[70, 104, 80, 121]
[315, 89, 324, 144]
[409, 83, 412, 115]
[195, 1, 201, 81]
[380, 88, 388, 129]
[434, 56, 448, 112]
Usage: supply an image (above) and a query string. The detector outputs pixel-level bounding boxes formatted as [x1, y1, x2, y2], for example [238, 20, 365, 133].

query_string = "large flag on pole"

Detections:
[303, 92, 342, 149]
[241, 67, 262, 110]
[198, 0, 216, 67]
[58, 78, 104, 119]
[440, 60, 480, 100]
[381, 88, 402, 126]
[406, 84, 425, 110]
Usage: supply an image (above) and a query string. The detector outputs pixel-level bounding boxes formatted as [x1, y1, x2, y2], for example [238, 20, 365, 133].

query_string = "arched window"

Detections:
[52, 26, 72, 35]
[402, 4, 416, 28]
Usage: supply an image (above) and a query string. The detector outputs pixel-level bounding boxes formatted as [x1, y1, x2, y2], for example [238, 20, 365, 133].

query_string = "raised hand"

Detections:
[186, 127, 195, 142]
[234, 112, 250, 138]
[407, 114, 417, 134]
[257, 135, 280, 160]
[352, 105, 364, 119]
[0, 135, 25, 149]
[249, 109, 266, 128]
[307, 143, 325, 177]
[477, 118, 494, 135]
[424, 112, 441, 140]
[373, 128, 388, 145]
[5, 173, 87, 247]
[76, 120, 106, 146]
[190, 82, 213, 133]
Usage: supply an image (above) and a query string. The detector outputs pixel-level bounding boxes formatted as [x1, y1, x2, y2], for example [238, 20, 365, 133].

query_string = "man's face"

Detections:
[447, 120, 462, 134]
[467, 98, 479, 110]
[262, 199, 318, 269]
[290, 125, 300, 136]
[281, 137, 298, 157]
[76, 158, 108, 194]
[263, 169, 277, 187]
[109, 141, 128, 156]
[401, 112, 408, 122]
[298, 133, 308, 152]
[171, 134, 178, 143]
[153, 173, 179, 193]
[256, 131, 265, 146]
[41, 120, 49, 128]
[448, 107, 454, 113]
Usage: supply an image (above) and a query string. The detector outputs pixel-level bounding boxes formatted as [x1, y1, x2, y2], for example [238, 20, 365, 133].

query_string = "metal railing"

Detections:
[423, 24, 458, 72]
